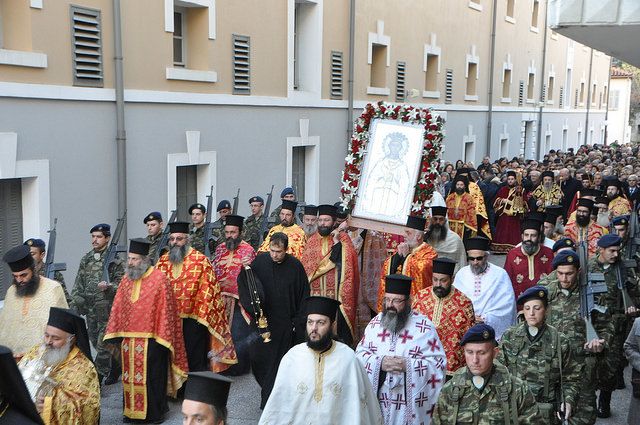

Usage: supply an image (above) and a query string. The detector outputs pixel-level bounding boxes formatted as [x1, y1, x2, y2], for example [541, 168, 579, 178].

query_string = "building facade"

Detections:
[0, 0, 617, 293]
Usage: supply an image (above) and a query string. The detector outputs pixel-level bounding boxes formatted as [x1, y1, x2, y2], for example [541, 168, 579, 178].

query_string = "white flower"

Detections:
[411, 201, 423, 212]
[341, 179, 353, 192]
[345, 153, 356, 164]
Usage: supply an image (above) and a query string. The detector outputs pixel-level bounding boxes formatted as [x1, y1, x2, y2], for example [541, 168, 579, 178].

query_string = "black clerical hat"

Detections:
[406, 215, 427, 231]
[384, 274, 412, 296]
[317, 204, 338, 218]
[184, 372, 232, 409]
[47, 307, 92, 361]
[168, 221, 190, 234]
[3, 245, 34, 272]
[281, 200, 298, 212]
[541, 171, 554, 179]
[225, 214, 244, 230]
[305, 296, 341, 320]
[304, 204, 318, 216]
[506, 170, 517, 178]
[129, 238, 150, 256]
[577, 198, 595, 210]
[464, 237, 490, 252]
[0, 345, 44, 424]
[520, 219, 543, 233]
[432, 258, 456, 277]
[430, 206, 447, 217]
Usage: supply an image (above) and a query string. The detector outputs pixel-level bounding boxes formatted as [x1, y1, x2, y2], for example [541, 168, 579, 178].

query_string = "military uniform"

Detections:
[432, 362, 540, 424]
[70, 248, 124, 378]
[146, 232, 163, 263]
[208, 218, 225, 253]
[189, 224, 206, 254]
[268, 205, 282, 230]
[243, 214, 264, 251]
[498, 323, 581, 423]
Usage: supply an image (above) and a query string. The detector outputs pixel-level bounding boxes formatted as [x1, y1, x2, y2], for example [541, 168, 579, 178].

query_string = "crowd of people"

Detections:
[1, 142, 640, 424]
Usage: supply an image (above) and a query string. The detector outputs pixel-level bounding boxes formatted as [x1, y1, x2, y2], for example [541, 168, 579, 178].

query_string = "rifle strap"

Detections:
[557, 328, 564, 408]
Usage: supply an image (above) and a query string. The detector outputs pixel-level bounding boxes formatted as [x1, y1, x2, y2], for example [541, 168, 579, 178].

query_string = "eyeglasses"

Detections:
[467, 255, 485, 262]
[383, 297, 407, 306]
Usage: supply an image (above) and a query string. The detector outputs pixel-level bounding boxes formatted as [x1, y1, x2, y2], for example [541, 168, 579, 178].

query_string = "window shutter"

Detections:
[445, 69, 453, 104]
[559, 86, 564, 108]
[330, 51, 343, 99]
[395, 61, 406, 102]
[71, 6, 103, 87]
[575, 89, 579, 108]
[541, 83, 546, 103]
[233, 35, 251, 95]
[518, 80, 525, 106]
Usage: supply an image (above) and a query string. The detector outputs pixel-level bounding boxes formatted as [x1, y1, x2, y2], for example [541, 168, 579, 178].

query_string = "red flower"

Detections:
[426, 133, 434, 141]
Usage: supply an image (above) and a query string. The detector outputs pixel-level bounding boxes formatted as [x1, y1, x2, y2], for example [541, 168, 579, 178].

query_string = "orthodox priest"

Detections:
[260, 296, 383, 425]
[605, 177, 632, 218]
[0, 345, 43, 425]
[376, 215, 437, 311]
[238, 232, 309, 408]
[0, 245, 68, 359]
[424, 206, 466, 273]
[357, 274, 447, 425]
[412, 258, 475, 378]
[529, 170, 563, 212]
[155, 221, 237, 373]
[493, 171, 528, 252]
[453, 237, 516, 340]
[457, 168, 492, 239]
[259, 199, 307, 258]
[301, 204, 360, 346]
[104, 238, 188, 423]
[212, 214, 256, 375]
[19, 307, 100, 424]
[445, 175, 477, 240]
[564, 198, 608, 257]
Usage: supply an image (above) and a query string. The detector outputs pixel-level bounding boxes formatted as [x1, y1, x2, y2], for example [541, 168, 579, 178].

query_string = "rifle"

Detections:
[577, 241, 608, 341]
[44, 218, 67, 279]
[204, 186, 215, 258]
[616, 200, 640, 312]
[257, 185, 275, 247]
[153, 209, 177, 264]
[294, 201, 306, 226]
[101, 210, 127, 284]
[232, 188, 240, 215]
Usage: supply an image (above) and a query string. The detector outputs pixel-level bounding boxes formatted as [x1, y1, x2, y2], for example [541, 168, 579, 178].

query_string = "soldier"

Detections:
[611, 214, 630, 244]
[24, 238, 71, 302]
[243, 195, 264, 251]
[189, 203, 207, 254]
[432, 323, 541, 424]
[498, 286, 581, 423]
[143, 211, 164, 262]
[538, 250, 615, 424]
[209, 200, 232, 253]
[268, 187, 295, 230]
[588, 234, 640, 417]
[70, 223, 124, 385]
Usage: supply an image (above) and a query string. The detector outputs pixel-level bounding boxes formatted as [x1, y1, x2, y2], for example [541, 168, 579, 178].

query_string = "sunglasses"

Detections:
[467, 255, 485, 262]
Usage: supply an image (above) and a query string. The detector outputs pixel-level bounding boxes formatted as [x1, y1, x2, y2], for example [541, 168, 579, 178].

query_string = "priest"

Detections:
[376, 215, 437, 311]
[445, 175, 477, 241]
[0, 245, 68, 359]
[260, 296, 383, 425]
[413, 258, 475, 378]
[104, 238, 188, 422]
[453, 237, 516, 340]
[357, 274, 447, 424]
[181, 372, 232, 425]
[605, 177, 632, 218]
[19, 307, 100, 424]
[456, 168, 492, 239]
[530, 170, 563, 212]
[259, 199, 307, 258]
[0, 345, 43, 424]
[424, 206, 466, 273]
[301, 204, 360, 346]
[493, 170, 528, 252]
[237, 231, 310, 408]
[155, 221, 237, 373]
[564, 198, 608, 257]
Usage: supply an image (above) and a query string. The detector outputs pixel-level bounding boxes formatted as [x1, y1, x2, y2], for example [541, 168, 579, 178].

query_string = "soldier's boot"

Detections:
[104, 360, 121, 385]
[616, 368, 626, 390]
[596, 390, 612, 418]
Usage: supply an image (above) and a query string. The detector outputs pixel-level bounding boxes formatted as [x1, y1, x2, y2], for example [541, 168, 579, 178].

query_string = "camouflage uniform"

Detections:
[208, 218, 225, 253]
[498, 323, 581, 423]
[190, 224, 206, 254]
[432, 362, 541, 424]
[146, 232, 163, 264]
[538, 274, 615, 424]
[35, 264, 71, 304]
[70, 248, 124, 378]
[268, 205, 282, 230]
[242, 213, 264, 251]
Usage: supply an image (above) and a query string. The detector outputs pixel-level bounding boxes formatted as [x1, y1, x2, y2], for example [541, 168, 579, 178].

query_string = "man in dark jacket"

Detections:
[559, 168, 582, 219]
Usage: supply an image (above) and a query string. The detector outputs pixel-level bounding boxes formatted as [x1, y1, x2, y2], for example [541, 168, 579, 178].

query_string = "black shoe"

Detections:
[597, 391, 612, 418]
[104, 362, 121, 385]
[617, 371, 626, 390]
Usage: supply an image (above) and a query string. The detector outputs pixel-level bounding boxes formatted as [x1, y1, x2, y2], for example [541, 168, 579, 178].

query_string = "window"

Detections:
[562, 128, 568, 151]
[367, 20, 391, 95]
[500, 137, 509, 158]
[518, 80, 525, 106]
[330, 51, 343, 99]
[291, 0, 322, 94]
[531, 0, 539, 31]
[176, 165, 198, 222]
[579, 82, 585, 106]
[466, 63, 477, 98]
[506, 0, 515, 20]
[232, 35, 250, 95]
[527, 72, 535, 102]
[602, 85, 608, 107]
[0, 179, 23, 300]
[70, 6, 103, 87]
[547, 75, 555, 103]
[173, 9, 185, 66]
[425, 54, 439, 93]
[445, 69, 453, 104]
[291, 146, 306, 202]
[610, 89, 620, 110]
[502, 68, 511, 100]
[559, 86, 564, 108]
[591, 83, 597, 106]
[395, 61, 406, 102]
[370, 44, 388, 91]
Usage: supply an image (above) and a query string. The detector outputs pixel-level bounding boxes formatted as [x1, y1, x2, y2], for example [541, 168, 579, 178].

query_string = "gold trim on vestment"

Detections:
[313, 341, 337, 402]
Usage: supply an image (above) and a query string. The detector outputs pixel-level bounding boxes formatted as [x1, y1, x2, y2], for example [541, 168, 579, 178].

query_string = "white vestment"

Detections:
[260, 340, 383, 425]
[453, 263, 516, 340]
[427, 227, 467, 274]
[356, 311, 447, 425]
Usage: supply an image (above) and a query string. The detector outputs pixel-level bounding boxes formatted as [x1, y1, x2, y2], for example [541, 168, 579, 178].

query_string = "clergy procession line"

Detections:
[2, 142, 640, 424]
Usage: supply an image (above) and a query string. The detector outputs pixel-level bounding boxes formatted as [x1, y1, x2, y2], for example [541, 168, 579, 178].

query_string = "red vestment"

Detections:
[213, 241, 257, 323]
[156, 248, 236, 372]
[376, 242, 438, 311]
[412, 286, 475, 374]
[445, 192, 477, 239]
[301, 232, 360, 343]
[504, 245, 554, 302]
[493, 185, 528, 252]
[564, 221, 609, 257]
[104, 267, 189, 419]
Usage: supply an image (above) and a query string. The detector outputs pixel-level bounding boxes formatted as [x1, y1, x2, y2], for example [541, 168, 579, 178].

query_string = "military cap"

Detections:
[3, 245, 34, 272]
[430, 206, 448, 217]
[317, 204, 338, 218]
[281, 199, 298, 213]
[184, 371, 232, 410]
[90, 223, 111, 236]
[612, 215, 630, 227]
[280, 187, 295, 198]
[432, 258, 456, 277]
[517, 285, 548, 306]
[406, 215, 427, 231]
[520, 219, 543, 233]
[552, 249, 580, 269]
[552, 237, 576, 253]
[304, 204, 318, 216]
[249, 196, 264, 205]
[47, 307, 92, 361]
[577, 198, 595, 210]
[464, 237, 491, 252]
[597, 234, 622, 248]
[189, 203, 207, 214]
[216, 200, 231, 212]
[460, 323, 496, 346]
[305, 296, 341, 320]
[143, 212, 162, 224]
[225, 214, 245, 230]
[24, 238, 46, 249]
[506, 170, 517, 178]
[384, 274, 413, 296]
[129, 238, 150, 256]
[541, 170, 554, 180]
[168, 221, 190, 234]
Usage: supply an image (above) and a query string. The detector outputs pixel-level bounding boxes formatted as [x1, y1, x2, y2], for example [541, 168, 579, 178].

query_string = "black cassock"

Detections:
[237, 252, 309, 408]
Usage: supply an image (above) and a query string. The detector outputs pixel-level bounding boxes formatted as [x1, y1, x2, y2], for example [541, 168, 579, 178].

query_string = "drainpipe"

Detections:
[346, 0, 356, 140]
[584, 48, 594, 146]
[485, 0, 498, 159]
[535, 1, 549, 160]
[604, 56, 612, 145]
[113, 0, 127, 236]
